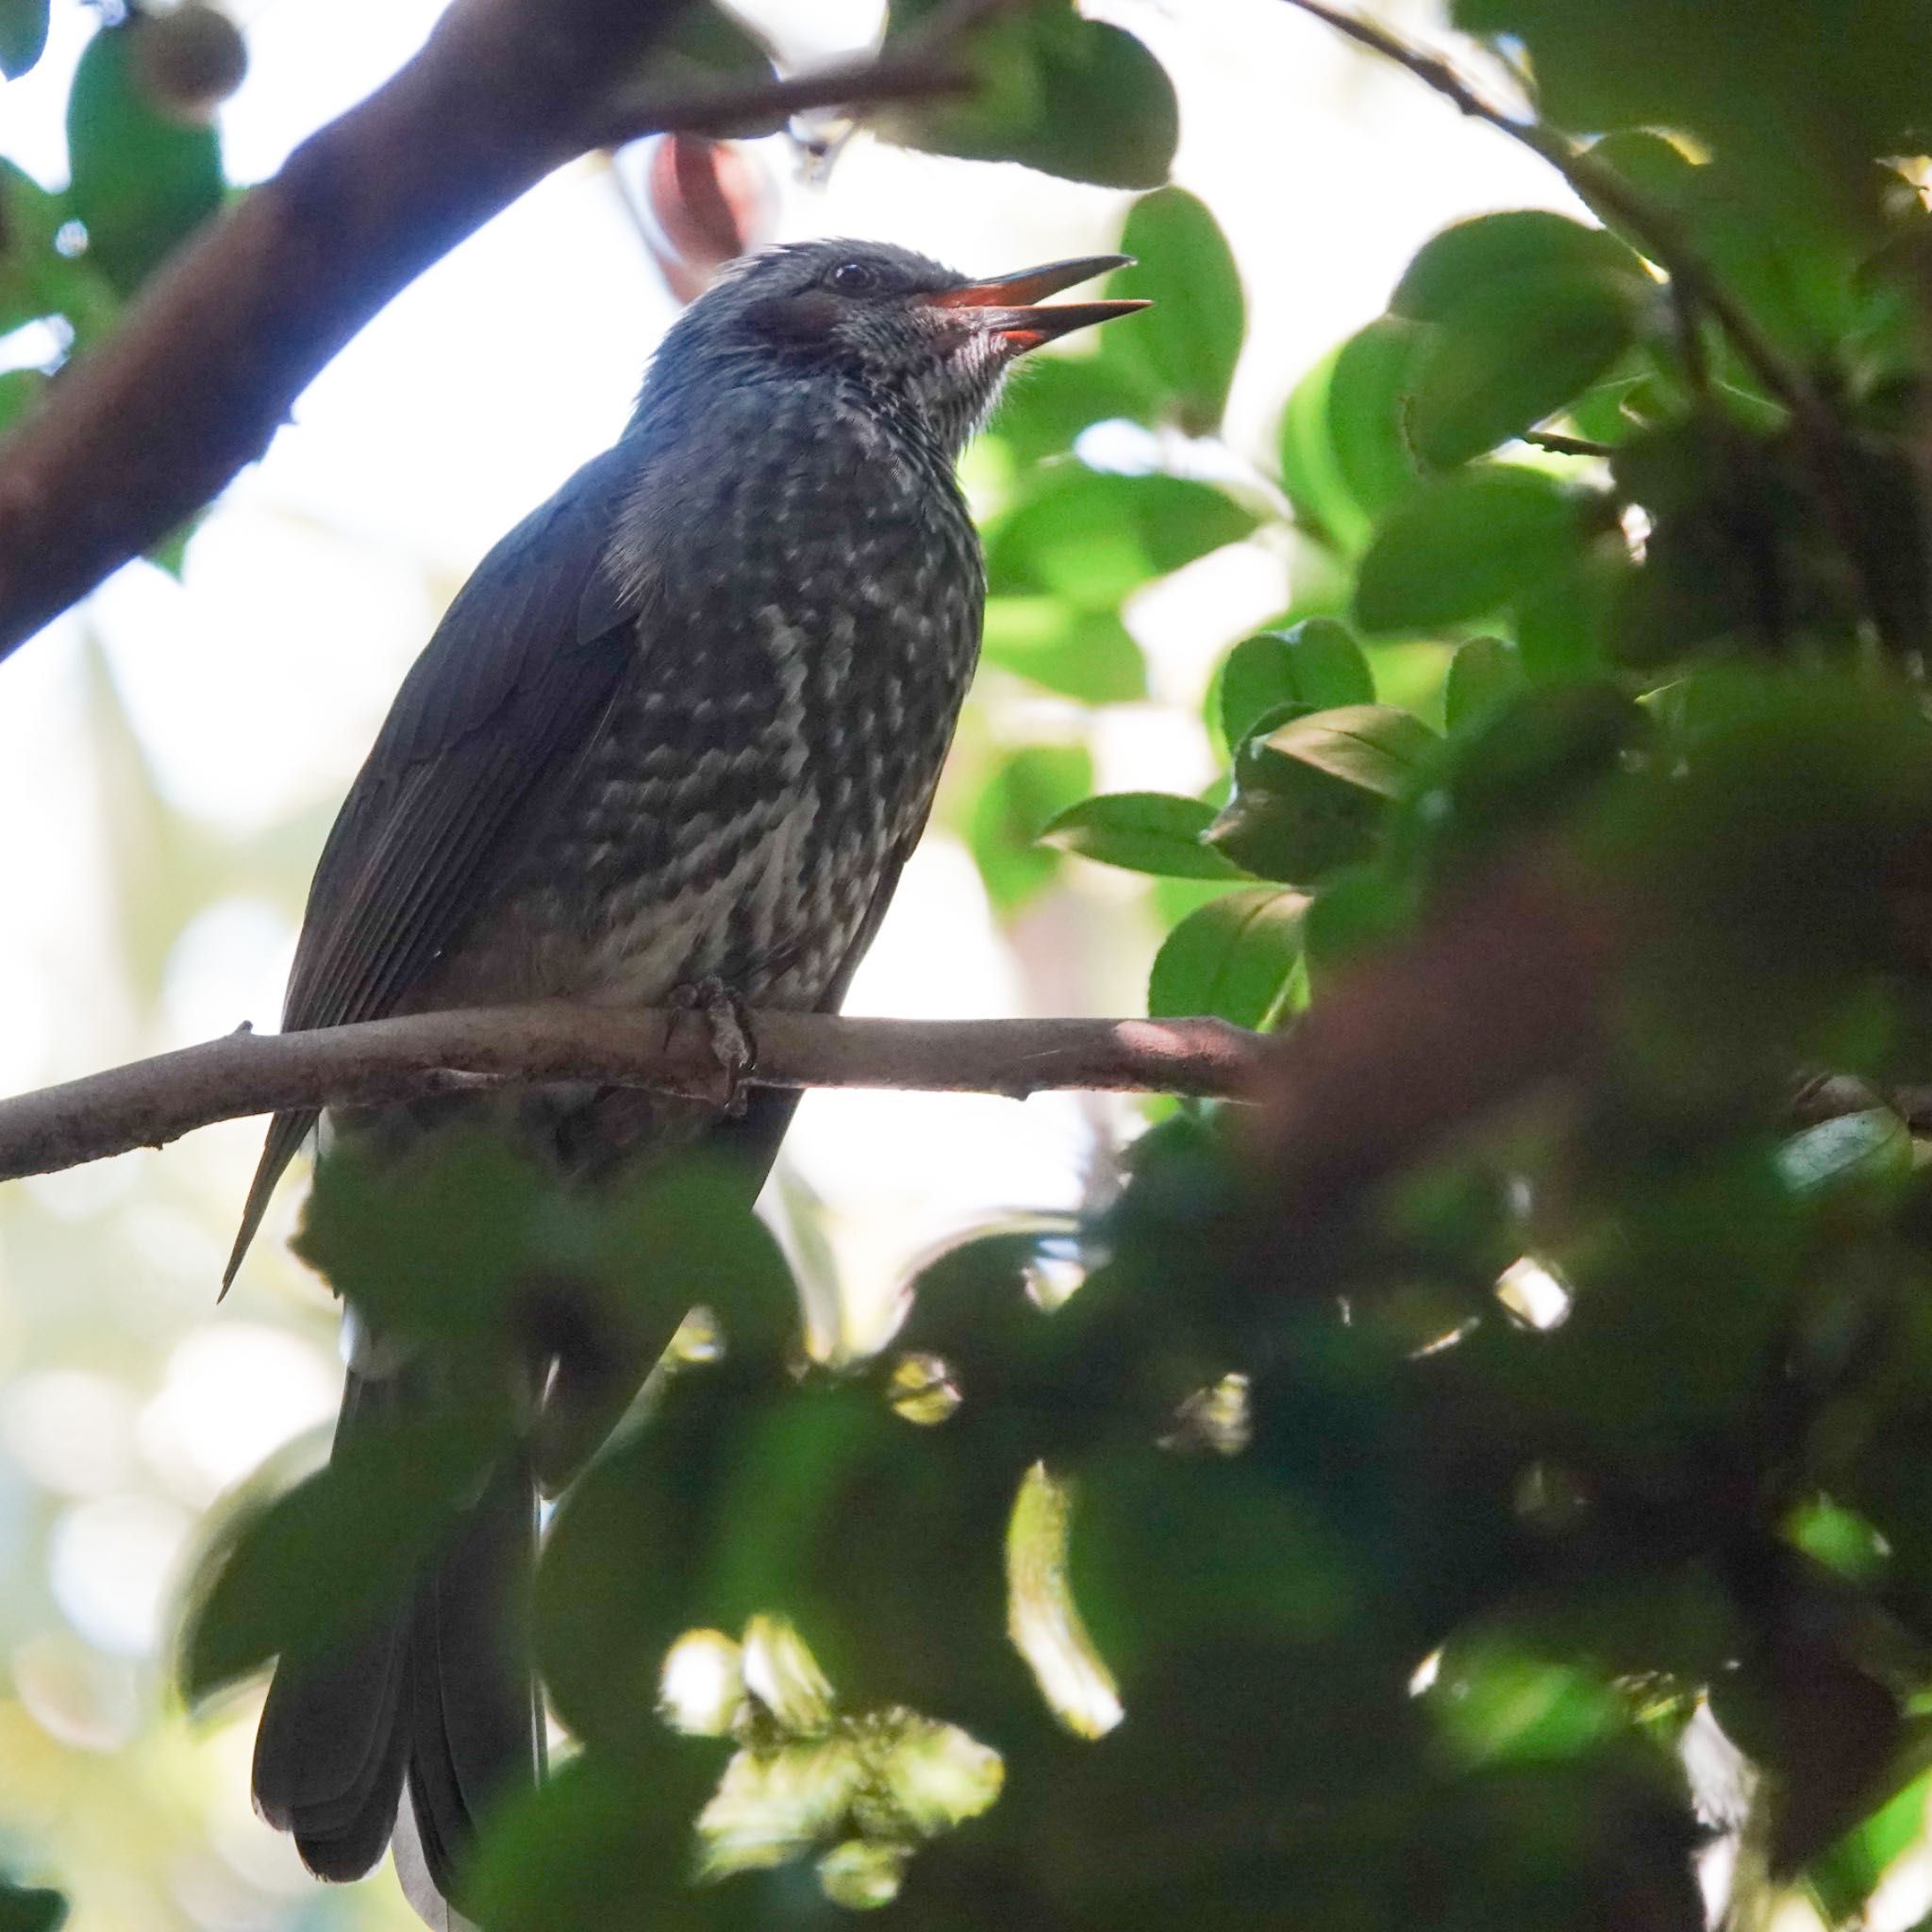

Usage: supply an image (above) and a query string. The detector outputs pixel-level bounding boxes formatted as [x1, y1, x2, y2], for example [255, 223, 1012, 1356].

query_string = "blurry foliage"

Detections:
[13, 0, 1932, 1928]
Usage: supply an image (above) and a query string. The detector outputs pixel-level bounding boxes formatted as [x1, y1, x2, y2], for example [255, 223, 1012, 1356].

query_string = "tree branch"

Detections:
[0, 0, 988, 660]
[0, 1007, 1275, 1181]
[1274, 0, 1821, 424]
[1274, 0, 1919, 650]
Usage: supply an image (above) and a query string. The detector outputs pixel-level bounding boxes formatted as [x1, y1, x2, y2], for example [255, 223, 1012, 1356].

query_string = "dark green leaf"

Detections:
[291, 1133, 543, 1346]
[1303, 865, 1413, 987]
[883, 3, 1177, 190]
[0, 0, 47, 79]
[1106, 187, 1244, 434]
[1041, 791, 1246, 879]
[982, 598, 1146, 704]
[1453, 0, 1932, 232]
[1206, 708, 1430, 888]
[988, 469, 1257, 604]
[1251, 703, 1438, 801]
[647, 6, 782, 133]
[1148, 886, 1306, 1028]
[1407, 268, 1644, 468]
[177, 1406, 497, 1706]
[1443, 637, 1526, 730]
[1219, 619, 1374, 749]
[66, 20, 226, 292]
[0, 1881, 66, 1932]
[0, 369, 42, 438]
[1354, 467, 1585, 633]
[969, 743, 1094, 912]
[1391, 210, 1647, 322]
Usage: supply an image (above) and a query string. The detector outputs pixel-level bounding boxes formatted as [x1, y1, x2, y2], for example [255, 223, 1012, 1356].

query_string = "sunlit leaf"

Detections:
[1148, 886, 1306, 1028]
[988, 468, 1257, 604]
[882, 1, 1177, 189]
[66, 18, 226, 292]
[1279, 318, 1427, 550]
[1106, 187, 1244, 434]
[982, 598, 1145, 704]
[967, 742, 1093, 912]
[1040, 791, 1247, 879]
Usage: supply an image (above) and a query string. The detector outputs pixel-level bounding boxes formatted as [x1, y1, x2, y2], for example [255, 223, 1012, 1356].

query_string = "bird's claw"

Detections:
[672, 975, 755, 1116]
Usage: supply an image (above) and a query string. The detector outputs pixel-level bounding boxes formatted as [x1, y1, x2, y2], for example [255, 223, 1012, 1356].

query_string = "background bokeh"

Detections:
[0, 2, 1574, 1924]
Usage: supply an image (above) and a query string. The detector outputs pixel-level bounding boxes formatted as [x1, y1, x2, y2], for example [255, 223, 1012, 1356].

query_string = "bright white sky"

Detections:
[0, 5, 1588, 1925]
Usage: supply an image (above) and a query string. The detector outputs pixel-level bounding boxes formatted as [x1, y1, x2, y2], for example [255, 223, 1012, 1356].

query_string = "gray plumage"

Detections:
[229, 238, 1142, 1920]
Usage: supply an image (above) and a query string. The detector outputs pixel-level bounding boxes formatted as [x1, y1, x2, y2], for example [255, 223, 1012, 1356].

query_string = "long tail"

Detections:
[251, 1358, 543, 1922]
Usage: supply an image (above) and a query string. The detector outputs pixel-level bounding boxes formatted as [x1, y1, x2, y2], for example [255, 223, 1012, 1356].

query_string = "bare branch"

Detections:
[0, 1008, 1275, 1181]
[0, 0, 993, 660]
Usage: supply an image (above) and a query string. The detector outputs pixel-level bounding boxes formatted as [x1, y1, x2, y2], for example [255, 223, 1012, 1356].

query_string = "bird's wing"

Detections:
[225, 446, 647, 1286]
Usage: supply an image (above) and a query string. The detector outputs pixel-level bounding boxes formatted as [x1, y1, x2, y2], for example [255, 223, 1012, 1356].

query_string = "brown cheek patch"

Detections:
[746, 291, 844, 342]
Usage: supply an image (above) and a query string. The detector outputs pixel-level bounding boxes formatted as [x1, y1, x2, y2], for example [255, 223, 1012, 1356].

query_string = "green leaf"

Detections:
[0, 1881, 66, 1932]
[1407, 268, 1644, 468]
[1391, 210, 1647, 323]
[1219, 619, 1374, 749]
[1106, 187, 1244, 434]
[1303, 865, 1413, 987]
[0, 160, 67, 335]
[1148, 887, 1307, 1028]
[177, 1406, 498, 1706]
[1279, 318, 1427, 550]
[1354, 467, 1585, 633]
[994, 351, 1154, 463]
[66, 19, 226, 292]
[1443, 637, 1526, 730]
[0, 369, 42, 438]
[291, 1133, 543, 1347]
[882, 2, 1177, 190]
[968, 743, 1094, 912]
[982, 598, 1146, 704]
[988, 469, 1257, 605]
[1041, 791, 1247, 879]
[1453, 0, 1931, 233]
[0, 0, 47, 80]
[1252, 703, 1439, 801]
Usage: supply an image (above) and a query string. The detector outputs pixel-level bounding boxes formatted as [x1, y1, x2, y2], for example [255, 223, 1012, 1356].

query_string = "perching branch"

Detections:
[0, 1007, 1275, 1182]
[0, 0, 992, 660]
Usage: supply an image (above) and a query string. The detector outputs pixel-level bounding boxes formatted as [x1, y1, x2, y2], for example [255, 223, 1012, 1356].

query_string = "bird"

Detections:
[223, 236, 1147, 1923]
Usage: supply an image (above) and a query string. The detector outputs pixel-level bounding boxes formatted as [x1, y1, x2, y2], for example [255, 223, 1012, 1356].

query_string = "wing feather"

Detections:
[225, 446, 645, 1285]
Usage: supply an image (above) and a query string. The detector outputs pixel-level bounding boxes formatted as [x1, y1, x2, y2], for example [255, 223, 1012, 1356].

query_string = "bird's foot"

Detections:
[672, 975, 756, 1116]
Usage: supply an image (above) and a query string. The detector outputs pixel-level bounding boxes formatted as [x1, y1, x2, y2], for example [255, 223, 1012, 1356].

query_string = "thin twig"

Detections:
[0, 1008, 1275, 1181]
[1523, 428, 1613, 458]
[1274, 0, 1819, 423]
[0, 0, 1012, 660]
[1275, 0, 1912, 650]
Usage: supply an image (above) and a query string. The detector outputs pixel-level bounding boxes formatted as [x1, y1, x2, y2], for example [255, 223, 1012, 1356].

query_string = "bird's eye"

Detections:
[828, 259, 880, 295]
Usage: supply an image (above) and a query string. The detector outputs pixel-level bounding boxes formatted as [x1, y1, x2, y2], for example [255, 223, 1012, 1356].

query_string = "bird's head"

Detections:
[644, 238, 1148, 455]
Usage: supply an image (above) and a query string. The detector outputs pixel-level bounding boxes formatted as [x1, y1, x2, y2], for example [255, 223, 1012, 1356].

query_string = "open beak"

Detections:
[925, 253, 1150, 348]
